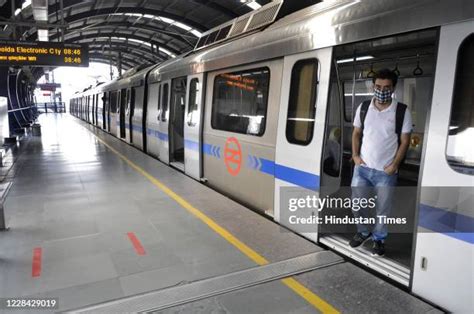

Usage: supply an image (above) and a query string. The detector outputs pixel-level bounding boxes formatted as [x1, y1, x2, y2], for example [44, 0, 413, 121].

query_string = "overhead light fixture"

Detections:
[95, 36, 177, 58]
[246, 1, 262, 10]
[159, 47, 176, 58]
[110, 13, 202, 37]
[37, 29, 49, 41]
[190, 30, 203, 37]
[337, 55, 374, 64]
[22, 0, 32, 9]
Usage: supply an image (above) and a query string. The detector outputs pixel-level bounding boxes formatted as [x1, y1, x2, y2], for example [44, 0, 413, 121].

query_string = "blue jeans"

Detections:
[351, 165, 397, 241]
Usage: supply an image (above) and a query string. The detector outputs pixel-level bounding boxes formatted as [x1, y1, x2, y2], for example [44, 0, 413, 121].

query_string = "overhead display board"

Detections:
[38, 83, 61, 91]
[0, 41, 89, 67]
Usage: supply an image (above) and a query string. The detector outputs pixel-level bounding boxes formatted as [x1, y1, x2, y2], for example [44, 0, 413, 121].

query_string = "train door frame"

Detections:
[87, 95, 91, 123]
[119, 88, 127, 139]
[169, 76, 187, 171]
[94, 95, 97, 123]
[93, 94, 97, 125]
[91, 95, 95, 125]
[84, 96, 87, 122]
[102, 92, 107, 130]
[95, 94, 99, 126]
[89, 95, 93, 124]
[273, 47, 333, 242]
[184, 73, 205, 180]
[110, 91, 119, 136]
[318, 28, 440, 286]
[411, 21, 473, 313]
[92, 94, 96, 125]
[125, 87, 135, 144]
[94, 94, 98, 124]
[158, 80, 171, 165]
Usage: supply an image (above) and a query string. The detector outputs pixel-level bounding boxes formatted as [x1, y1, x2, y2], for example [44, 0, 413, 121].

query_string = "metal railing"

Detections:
[36, 102, 66, 113]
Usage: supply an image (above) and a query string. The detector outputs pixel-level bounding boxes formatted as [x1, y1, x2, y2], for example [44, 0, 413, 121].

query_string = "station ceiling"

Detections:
[0, 0, 271, 79]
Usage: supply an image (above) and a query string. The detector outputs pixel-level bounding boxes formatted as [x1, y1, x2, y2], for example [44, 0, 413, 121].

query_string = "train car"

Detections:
[69, 0, 473, 312]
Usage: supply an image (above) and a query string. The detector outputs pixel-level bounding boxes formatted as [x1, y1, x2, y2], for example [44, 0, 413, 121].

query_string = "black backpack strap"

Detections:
[359, 100, 371, 130]
[357, 100, 371, 152]
[395, 102, 408, 145]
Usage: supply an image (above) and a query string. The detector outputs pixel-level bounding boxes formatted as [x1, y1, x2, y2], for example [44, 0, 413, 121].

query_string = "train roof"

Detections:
[148, 0, 473, 81]
[75, 64, 158, 97]
[72, 0, 474, 97]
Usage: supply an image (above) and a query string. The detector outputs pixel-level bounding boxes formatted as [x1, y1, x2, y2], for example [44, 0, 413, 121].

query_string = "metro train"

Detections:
[69, 0, 473, 312]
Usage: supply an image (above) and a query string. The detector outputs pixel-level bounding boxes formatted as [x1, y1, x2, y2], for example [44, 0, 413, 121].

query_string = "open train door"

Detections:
[184, 73, 205, 180]
[157, 80, 171, 165]
[274, 48, 332, 242]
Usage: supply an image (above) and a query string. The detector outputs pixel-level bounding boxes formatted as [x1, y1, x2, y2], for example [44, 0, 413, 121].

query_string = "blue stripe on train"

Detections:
[419, 203, 474, 244]
[146, 128, 168, 141]
[184, 139, 200, 152]
[202, 142, 221, 158]
[274, 163, 320, 191]
[123, 124, 169, 141]
[246, 155, 319, 190]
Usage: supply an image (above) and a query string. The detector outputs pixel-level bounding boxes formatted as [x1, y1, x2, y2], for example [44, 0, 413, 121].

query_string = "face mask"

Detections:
[374, 88, 392, 103]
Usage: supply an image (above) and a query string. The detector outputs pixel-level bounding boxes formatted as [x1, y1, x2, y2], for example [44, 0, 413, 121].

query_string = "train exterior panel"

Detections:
[157, 80, 171, 165]
[145, 82, 161, 158]
[131, 86, 145, 150]
[203, 60, 283, 215]
[109, 91, 119, 137]
[183, 73, 205, 180]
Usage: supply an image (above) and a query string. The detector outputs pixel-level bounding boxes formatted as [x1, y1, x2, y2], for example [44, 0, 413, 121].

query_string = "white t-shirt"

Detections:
[353, 98, 413, 171]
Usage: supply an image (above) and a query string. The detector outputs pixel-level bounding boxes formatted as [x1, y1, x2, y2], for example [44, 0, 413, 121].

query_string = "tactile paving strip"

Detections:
[66, 250, 343, 313]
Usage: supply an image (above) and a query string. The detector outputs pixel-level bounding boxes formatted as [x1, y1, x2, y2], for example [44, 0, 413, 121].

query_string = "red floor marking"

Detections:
[32, 247, 42, 278]
[127, 232, 146, 255]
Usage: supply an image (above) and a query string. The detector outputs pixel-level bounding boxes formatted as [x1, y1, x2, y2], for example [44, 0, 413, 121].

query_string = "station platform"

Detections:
[0, 114, 441, 313]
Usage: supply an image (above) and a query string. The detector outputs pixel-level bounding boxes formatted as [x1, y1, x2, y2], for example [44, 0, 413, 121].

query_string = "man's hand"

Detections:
[384, 163, 398, 175]
[353, 155, 366, 166]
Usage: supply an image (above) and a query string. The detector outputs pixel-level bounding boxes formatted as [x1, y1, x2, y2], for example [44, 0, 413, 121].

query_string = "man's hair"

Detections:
[372, 68, 398, 87]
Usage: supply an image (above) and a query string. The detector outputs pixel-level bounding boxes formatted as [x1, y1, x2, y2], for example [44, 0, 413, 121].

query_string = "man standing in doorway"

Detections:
[350, 68, 412, 256]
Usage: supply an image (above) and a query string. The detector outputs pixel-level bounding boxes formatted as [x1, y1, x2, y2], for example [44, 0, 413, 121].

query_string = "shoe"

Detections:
[371, 240, 385, 256]
[349, 232, 371, 248]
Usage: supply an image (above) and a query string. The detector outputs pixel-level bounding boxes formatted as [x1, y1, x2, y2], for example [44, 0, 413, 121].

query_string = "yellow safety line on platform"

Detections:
[88, 127, 339, 314]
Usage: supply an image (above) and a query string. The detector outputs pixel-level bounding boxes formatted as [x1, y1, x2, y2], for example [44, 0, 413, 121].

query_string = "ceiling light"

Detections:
[337, 55, 374, 64]
[159, 47, 176, 58]
[246, 1, 262, 10]
[22, 0, 32, 9]
[190, 30, 203, 37]
[110, 14, 202, 37]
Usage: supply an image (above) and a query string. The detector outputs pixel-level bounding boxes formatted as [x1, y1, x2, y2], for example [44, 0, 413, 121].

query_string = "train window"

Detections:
[103, 92, 108, 111]
[446, 34, 474, 175]
[131, 89, 136, 113]
[157, 84, 161, 112]
[110, 91, 118, 113]
[161, 83, 169, 122]
[187, 78, 199, 127]
[286, 59, 319, 146]
[211, 67, 270, 136]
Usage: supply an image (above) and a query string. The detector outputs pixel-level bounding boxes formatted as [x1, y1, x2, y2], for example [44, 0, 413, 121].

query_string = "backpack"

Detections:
[359, 100, 407, 146]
